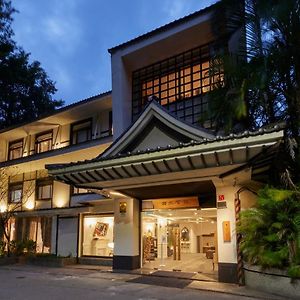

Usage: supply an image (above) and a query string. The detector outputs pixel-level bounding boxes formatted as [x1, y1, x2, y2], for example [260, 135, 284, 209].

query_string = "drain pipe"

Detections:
[235, 186, 257, 286]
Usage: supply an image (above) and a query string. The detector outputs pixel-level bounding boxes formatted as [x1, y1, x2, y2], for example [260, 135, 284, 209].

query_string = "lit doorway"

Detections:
[141, 207, 218, 279]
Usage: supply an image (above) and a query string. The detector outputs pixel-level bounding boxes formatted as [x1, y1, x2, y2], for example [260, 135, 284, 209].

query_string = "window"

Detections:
[9, 217, 52, 253]
[36, 179, 53, 200]
[132, 44, 223, 127]
[8, 183, 23, 203]
[71, 119, 92, 144]
[82, 215, 114, 257]
[8, 139, 23, 160]
[36, 131, 53, 153]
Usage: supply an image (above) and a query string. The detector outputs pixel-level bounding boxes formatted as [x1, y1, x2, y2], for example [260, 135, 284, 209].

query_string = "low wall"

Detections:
[244, 264, 300, 299]
[0, 257, 18, 266]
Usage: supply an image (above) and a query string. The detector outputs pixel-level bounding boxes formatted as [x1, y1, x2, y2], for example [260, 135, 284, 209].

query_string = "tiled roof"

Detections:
[46, 122, 285, 170]
[108, 1, 220, 53]
[0, 90, 112, 134]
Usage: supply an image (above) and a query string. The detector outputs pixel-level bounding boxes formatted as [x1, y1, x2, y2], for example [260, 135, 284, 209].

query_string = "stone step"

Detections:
[78, 257, 113, 266]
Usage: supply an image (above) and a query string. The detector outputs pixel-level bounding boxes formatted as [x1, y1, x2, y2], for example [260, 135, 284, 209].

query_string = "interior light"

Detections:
[85, 218, 97, 227]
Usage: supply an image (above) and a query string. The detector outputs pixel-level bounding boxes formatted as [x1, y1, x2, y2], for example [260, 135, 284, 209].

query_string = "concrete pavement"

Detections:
[0, 264, 286, 300]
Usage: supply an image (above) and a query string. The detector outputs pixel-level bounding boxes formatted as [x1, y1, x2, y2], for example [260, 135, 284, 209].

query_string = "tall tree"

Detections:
[0, 0, 63, 129]
[208, 0, 300, 138]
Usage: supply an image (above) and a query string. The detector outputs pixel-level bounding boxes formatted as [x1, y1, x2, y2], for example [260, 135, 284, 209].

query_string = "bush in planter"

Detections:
[0, 240, 6, 257]
[237, 186, 300, 278]
[9, 240, 25, 256]
[24, 239, 36, 255]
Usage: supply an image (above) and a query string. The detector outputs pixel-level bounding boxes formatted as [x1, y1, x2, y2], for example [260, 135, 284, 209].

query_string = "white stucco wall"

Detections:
[113, 198, 139, 256]
[216, 186, 238, 264]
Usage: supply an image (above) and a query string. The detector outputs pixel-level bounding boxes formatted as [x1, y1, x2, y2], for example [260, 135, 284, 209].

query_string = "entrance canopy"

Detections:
[46, 101, 285, 195]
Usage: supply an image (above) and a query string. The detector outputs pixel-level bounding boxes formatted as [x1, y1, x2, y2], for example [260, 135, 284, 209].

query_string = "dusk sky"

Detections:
[12, 0, 218, 105]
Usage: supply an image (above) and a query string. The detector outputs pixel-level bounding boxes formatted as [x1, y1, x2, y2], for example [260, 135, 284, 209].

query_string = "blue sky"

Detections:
[12, 0, 218, 105]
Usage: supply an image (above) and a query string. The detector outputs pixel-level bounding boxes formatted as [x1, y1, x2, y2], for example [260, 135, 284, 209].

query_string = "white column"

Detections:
[113, 198, 140, 269]
[215, 185, 239, 283]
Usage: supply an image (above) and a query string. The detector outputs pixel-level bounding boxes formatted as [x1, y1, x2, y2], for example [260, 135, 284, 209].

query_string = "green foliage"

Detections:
[24, 239, 36, 255]
[0, 240, 5, 257]
[208, 0, 300, 138]
[0, 0, 63, 129]
[238, 186, 300, 278]
[9, 240, 25, 256]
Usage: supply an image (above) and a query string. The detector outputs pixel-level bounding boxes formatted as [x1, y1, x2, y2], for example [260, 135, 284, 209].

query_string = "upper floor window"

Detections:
[8, 183, 23, 203]
[8, 139, 23, 160]
[132, 44, 223, 127]
[35, 131, 53, 154]
[71, 119, 92, 144]
[36, 179, 53, 201]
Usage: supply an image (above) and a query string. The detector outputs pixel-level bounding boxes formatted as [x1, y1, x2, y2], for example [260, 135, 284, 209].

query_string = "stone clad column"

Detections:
[113, 198, 140, 270]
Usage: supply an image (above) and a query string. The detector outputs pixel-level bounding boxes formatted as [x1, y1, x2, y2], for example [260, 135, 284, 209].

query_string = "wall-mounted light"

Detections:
[25, 202, 34, 210]
[0, 204, 7, 212]
[56, 199, 65, 208]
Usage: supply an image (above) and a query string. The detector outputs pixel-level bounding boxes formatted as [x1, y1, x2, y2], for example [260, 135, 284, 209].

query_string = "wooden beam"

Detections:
[152, 161, 162, 174]
[94, 169, 107, 181]
[174, 157, 184, 171]
[187, 155, 196, 169]
[69, 173, 85, 184]
[163, 159, 172, 172]
[200, 154, 207, 168]
[214, 151, 220, 167]
[121, 165, 132, 177]
[131, 164, 142, 176]
[86, 170, 98, 181]
[229, 149, 234, 165]
[102, 168, 115, 180]
[141, 163, 151, 175]
[111, 167, 123, 178]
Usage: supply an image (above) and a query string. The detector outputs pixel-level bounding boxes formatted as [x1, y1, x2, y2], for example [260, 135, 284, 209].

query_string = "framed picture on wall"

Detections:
[93, 222, 109, 237]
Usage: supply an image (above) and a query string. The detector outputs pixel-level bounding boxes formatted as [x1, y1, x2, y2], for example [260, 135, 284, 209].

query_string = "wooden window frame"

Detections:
[8, 182, 23, 204]
[36, 178, 53, 201]
[35, 130, 53, 154]
[70, 118, 92, 145]
[8, 139, 23, 161]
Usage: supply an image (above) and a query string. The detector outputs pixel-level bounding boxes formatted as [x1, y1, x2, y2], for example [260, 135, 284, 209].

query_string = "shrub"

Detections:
[24, 239, 36, 255]
[0, 240, 6, 257]
[9, 240, 25, 256]
[238, 186, 300, 278]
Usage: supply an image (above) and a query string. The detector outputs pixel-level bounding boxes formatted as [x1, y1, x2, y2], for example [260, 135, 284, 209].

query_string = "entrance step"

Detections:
[78, 257, 113, 267]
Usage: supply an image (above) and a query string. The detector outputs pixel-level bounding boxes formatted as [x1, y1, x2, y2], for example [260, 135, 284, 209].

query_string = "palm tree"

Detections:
[237, 186, 300, 278]
[208, 0, 300, 139]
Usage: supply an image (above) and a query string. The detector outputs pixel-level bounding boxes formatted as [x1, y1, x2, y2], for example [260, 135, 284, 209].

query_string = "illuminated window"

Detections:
[36, 131, 53, 153]
[9, 217, 52, 253]
[36, 179, 53, 200]
[8, 183, 23, 203]
[71, 119, 92, 144]
[132, 44, 223, 127]
[8, 139, 23, 160]
[82, 215, 114, 257]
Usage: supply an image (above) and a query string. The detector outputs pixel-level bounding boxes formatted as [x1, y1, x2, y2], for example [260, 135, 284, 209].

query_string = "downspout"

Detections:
[235, 186, 257, 286]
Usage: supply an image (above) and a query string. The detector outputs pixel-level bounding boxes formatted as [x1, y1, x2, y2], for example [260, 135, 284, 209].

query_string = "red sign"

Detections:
[218, 195, 225, 201]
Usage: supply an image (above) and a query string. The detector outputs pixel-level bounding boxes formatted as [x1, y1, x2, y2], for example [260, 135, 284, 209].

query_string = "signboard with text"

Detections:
[150, 196, 199, 209]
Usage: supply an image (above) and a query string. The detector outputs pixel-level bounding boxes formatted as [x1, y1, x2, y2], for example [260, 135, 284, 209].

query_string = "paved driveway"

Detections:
[0, 265, 279, 300]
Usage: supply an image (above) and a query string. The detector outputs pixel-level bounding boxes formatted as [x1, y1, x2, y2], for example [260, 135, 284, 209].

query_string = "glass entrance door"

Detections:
[141, 208, 218, 278]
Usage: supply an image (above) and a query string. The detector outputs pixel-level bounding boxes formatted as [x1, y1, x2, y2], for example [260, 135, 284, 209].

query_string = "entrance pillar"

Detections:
[113, 198, 140, 270]
[215, 185, 239, 283]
